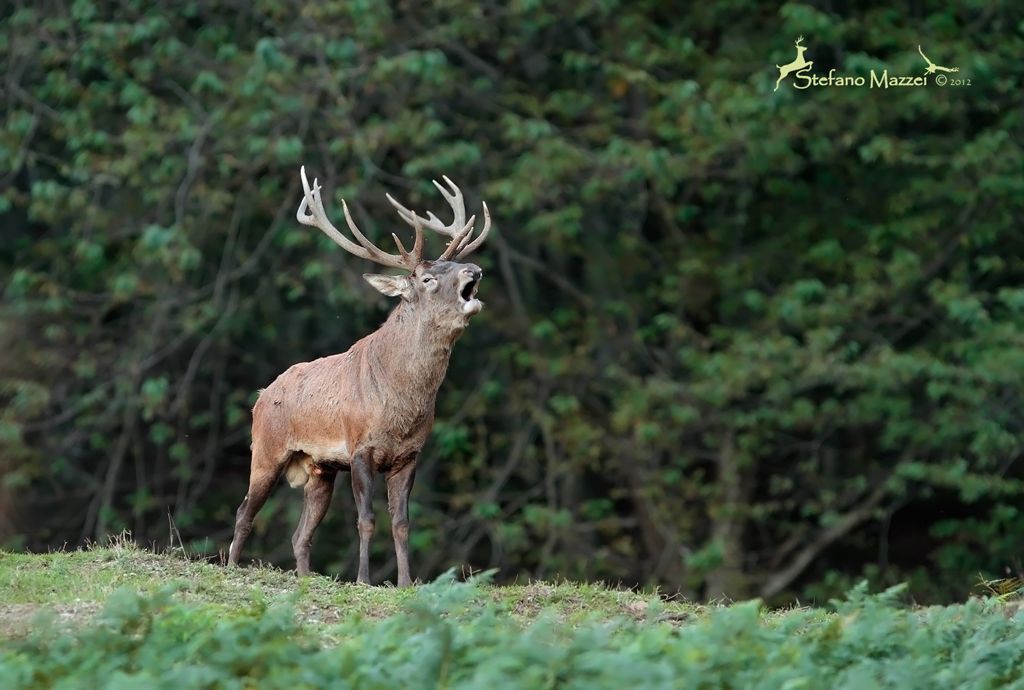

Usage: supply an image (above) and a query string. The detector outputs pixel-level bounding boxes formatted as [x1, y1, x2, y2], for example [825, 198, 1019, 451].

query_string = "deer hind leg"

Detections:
[228, 444, 289, 566]
[291, 468, 337, 576]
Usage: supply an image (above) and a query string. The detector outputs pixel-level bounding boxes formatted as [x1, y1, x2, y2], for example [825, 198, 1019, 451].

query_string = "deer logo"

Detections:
[774, 36, 813, 91]
[918, 45, 959, 76]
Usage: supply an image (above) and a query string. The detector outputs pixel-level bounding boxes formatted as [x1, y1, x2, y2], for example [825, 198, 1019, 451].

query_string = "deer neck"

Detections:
[366, 300, 463, 399]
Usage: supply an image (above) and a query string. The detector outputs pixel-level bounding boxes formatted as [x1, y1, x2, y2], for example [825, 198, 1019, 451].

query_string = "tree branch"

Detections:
[759, 478, 891, 599]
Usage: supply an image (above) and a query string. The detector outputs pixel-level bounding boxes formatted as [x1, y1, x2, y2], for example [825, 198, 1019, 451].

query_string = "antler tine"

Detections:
[389, 215, 424, 265]
[341, 200, 410, 268]
[438, 215, 477, 261]
[410, 213, 424, 259]
[386, 193, 422, 227]
[387, 178, 467, 238]
[387, 193, 452, 237]
[297, 167, 375, 263]
[385, 176, 491, 260]
[391, 233, 409, 260]
[432, 175, 466, 232]
[296, 166, 412, 271]
[455, 201, 491, 260]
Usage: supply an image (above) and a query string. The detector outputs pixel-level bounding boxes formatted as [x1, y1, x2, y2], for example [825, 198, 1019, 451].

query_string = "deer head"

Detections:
[295, 167, 490, 328]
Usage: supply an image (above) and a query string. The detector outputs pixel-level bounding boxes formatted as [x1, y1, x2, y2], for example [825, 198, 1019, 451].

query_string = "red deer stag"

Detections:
[228, 167, 490, 585]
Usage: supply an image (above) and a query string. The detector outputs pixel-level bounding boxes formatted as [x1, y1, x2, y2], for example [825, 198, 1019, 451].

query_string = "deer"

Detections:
[227, 166, 491, 586]
[774, 35, 813, 91]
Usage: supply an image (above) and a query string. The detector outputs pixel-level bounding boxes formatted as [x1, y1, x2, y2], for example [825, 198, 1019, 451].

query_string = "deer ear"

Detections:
[363, 273, 413, 300]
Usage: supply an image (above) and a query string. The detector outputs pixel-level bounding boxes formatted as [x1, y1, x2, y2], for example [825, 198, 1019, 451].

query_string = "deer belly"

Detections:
[284, 442, 351, 487]
[299, 441, 350, 464]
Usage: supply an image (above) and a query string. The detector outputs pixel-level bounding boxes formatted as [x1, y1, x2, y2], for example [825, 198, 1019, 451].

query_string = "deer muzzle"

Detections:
[459, 267, 483, 315]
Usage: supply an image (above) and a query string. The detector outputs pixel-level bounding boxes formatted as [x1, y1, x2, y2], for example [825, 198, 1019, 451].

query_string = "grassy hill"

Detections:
[1, 543, 1022, 689]
[0, 540, 700, 636]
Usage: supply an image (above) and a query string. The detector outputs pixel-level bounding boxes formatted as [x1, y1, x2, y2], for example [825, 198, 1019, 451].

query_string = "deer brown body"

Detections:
[228, 168, 490, 585]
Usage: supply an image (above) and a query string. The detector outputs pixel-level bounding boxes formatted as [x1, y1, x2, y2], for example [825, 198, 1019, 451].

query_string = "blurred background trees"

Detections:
[2, 0, 1022, 603]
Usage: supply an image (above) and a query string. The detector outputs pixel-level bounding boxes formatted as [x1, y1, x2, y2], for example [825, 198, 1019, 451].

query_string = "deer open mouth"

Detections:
[460, 278, 478, 302]
[458, 275, 482, 315]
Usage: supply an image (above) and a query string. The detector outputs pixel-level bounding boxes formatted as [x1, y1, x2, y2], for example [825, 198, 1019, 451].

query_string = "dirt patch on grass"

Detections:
[509, 583, 555, 618]
[0, 602, 101, 638]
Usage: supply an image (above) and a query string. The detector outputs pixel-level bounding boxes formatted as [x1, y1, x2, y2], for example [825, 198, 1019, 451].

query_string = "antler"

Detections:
[386, 175, 491, 261]
[295, 166, 423, 271]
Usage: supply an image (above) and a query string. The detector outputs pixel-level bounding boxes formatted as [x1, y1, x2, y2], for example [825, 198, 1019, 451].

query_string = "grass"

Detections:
[2, 541, 1023, 688]
[0, 540, 702, 637]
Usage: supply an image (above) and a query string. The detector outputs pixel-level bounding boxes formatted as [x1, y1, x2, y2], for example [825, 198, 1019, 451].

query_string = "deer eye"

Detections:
[421, 275, 435, 284]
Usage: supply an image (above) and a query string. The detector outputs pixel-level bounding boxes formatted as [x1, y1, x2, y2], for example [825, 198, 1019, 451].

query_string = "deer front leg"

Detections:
[386, 460, 417, 587]
[350, 452, 375, 584]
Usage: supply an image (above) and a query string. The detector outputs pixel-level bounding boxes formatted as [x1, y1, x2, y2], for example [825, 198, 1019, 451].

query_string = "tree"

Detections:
[2, 0, 1022, 602]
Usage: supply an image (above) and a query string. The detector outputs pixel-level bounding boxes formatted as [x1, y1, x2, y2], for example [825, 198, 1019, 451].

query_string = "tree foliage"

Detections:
[1, 1, 1022, 602]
